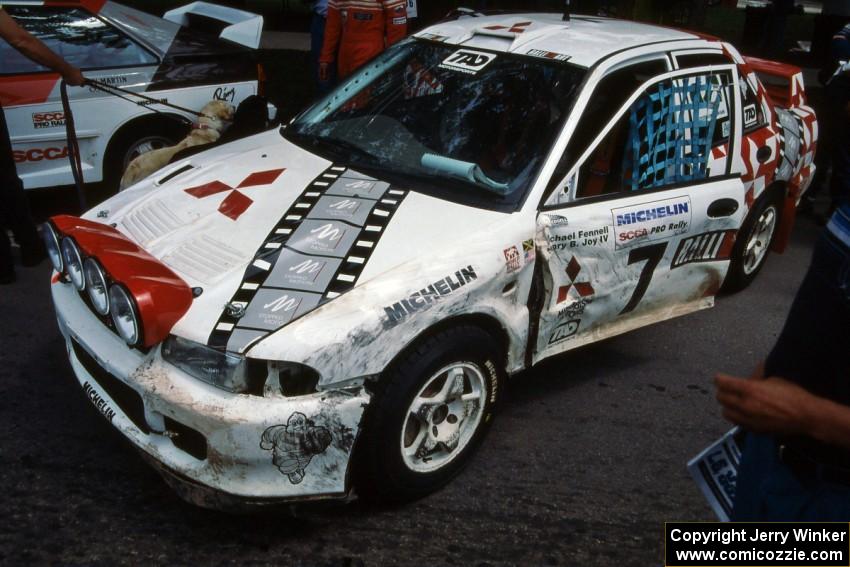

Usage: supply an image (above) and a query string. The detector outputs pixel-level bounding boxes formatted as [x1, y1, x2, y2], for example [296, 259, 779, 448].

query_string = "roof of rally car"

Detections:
[415, 13, 703, 68]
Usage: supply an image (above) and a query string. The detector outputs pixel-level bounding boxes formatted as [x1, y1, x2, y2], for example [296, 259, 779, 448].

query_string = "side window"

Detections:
[575, 69, 733, 198]
[738, 72, 767, 131]
[544, 58, 668, 202]
[0, 7, 157, 75]
[676, 51, 765, 131]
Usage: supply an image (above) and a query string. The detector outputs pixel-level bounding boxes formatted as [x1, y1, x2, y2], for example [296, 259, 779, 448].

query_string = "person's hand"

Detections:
[715, 373, 814, 436]
[61, 65, 85, 86]
[319, 61, 329, 82]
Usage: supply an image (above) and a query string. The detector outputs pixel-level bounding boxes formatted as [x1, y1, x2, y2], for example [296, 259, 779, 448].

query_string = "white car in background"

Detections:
[1, 0, 268, 191]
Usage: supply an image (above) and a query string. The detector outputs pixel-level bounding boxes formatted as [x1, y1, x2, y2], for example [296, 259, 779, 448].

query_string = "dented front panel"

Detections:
[54, 281, 369, 501]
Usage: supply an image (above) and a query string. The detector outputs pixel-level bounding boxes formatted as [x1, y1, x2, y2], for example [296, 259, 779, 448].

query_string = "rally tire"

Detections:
[723, 193, 781, 293]
[102, 117, 189, 194]
[355, 325, 504, 503]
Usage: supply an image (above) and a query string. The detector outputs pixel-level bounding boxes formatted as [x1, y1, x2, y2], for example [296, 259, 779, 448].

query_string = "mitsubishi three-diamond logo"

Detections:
[183, 168, 286, 220]
[556, 256, 594, 304]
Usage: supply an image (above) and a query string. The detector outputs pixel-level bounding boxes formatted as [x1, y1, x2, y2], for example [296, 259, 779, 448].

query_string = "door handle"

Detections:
[756, 145, 772, 163]
[707, 198, 739, 218]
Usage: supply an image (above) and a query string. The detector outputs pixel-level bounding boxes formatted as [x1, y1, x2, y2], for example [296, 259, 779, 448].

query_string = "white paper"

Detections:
[687, 427, 744, 522]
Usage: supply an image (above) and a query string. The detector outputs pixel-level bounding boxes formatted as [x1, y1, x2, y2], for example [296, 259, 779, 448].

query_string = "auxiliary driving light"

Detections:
[84, 258, 110, 315]
[61, 237, 85, 290]
[42, 223, 63, 273]
[109, 284, 140, 346]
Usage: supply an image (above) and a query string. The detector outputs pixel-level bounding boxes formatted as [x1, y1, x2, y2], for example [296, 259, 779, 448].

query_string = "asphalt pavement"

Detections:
[0, 206, 821, 566]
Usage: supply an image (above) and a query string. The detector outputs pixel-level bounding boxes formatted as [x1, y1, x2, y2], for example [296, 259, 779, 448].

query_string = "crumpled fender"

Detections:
[245, 219, 536, 387]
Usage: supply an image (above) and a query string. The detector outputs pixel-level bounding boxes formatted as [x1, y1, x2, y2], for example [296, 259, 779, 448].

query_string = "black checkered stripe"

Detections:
[207, 165, 408, 351]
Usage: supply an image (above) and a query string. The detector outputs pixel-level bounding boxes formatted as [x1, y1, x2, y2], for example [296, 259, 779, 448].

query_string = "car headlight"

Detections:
[109, 284, 140, 345]
[269, 362, 320, 397]
[162, 335, 264, 393]
[60, 237, 84, 290]
[42, 223, 63, 273]
[84, 258, 110, 315]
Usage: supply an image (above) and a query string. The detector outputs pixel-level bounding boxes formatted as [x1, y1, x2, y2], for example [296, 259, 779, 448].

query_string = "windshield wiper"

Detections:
[420, 154, 511, 195]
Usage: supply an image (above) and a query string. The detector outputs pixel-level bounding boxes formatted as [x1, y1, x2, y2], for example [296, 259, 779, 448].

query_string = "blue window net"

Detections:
[623, 75, 721, 191]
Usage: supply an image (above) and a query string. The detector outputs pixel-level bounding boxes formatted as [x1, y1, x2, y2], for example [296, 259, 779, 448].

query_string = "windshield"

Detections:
[284, 39, 586, 210]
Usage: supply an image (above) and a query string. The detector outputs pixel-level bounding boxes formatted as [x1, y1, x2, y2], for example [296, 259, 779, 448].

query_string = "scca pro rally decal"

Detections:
[32, 111, 65, 129]
[209, 167, 408, 352]
[439, 49, 496, 75]
[672, 230, 737, 268]
[612, 196, 691, 248]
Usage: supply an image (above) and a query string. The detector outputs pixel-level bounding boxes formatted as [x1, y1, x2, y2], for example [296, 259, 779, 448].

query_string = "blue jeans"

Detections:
[732, 229, 850, 520]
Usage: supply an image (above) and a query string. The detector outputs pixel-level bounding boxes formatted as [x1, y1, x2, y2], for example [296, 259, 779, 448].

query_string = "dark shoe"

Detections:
[0, 270, 15, 284]
[20, 242, 47, 267]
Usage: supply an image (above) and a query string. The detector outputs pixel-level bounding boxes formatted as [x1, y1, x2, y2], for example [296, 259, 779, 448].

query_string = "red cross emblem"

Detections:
[557, 256, 594, 303]
[484, 21, 532, 33]
[184, 168, 285, 220]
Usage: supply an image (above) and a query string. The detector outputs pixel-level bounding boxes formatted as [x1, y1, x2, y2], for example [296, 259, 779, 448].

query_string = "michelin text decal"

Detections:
[612, 196, 691, 248]
[383, 266, 478, 328]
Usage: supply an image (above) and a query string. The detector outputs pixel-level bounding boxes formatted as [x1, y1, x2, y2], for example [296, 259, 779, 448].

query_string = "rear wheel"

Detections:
[723, 193, 781, 292]
[355, 326, 504, 502]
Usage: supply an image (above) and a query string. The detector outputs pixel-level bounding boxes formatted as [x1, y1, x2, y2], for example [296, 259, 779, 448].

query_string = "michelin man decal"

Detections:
[260, 412, 332, 484]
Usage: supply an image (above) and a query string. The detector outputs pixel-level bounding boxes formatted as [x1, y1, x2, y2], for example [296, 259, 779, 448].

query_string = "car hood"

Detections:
[88, 130, 509, 352]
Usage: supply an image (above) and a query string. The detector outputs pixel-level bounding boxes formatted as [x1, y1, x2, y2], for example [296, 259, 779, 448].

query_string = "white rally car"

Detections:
[46, 13, 817, 508]
[1, 0, 267, 191]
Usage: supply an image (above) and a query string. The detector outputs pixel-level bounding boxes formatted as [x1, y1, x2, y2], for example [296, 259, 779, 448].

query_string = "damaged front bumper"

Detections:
[52, 280, 370, 509]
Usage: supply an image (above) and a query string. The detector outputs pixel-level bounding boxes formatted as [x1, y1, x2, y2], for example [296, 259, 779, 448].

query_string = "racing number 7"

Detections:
[619, 243, 668, 315]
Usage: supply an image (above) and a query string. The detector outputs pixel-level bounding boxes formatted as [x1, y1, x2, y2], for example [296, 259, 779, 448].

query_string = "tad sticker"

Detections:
[439, 49, 496, 75]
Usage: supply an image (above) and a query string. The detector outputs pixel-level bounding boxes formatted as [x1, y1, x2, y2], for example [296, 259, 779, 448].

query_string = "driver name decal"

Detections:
[439, 49, 496, 75]
[612, 196, 692, 249]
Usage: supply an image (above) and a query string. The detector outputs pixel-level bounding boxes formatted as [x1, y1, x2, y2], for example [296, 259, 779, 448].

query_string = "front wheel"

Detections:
[355, 326, 504, 502]
[723, 194, 780, 292]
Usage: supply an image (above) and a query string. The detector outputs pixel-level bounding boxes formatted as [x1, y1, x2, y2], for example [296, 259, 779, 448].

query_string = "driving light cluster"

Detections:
[43, 222, 142, 346]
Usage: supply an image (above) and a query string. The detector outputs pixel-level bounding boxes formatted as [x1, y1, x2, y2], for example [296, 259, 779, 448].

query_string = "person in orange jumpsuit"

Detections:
[319, 0, 408, 82]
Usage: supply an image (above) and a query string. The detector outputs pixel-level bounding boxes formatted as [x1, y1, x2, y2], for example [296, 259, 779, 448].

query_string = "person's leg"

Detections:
[830, 116, 850, 210]
[311, 12, 335, 96]
[0, 105, 43, 267]
[0, 223, 13, 283]
[0, 105, 19, 281]
[734, 223, 850, 519]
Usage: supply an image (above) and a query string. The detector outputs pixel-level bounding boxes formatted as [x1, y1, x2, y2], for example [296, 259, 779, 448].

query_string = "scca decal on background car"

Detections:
[32, 112, 65, 129]
[13, 147, 69, 163]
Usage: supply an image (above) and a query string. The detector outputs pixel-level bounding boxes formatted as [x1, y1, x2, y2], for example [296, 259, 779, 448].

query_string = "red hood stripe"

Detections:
[0, 74, 59, 107]
[52, 215, 193, 347]
[44, 1, 107, 13]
